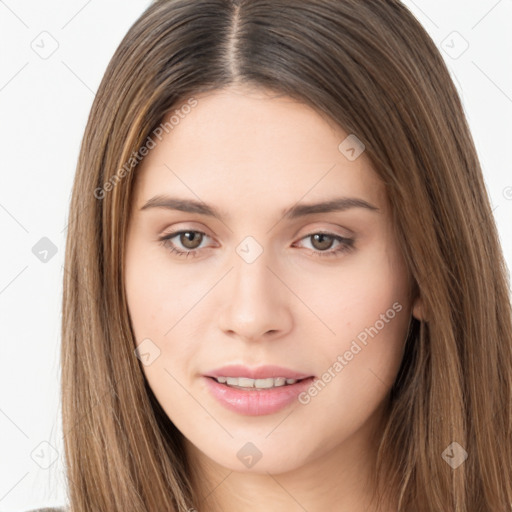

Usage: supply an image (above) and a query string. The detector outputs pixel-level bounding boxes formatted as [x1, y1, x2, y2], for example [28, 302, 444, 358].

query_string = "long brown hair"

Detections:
[61, 1, 512, 510]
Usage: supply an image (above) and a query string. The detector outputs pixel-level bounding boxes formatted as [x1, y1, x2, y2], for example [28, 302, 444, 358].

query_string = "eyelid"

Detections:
[157, 223, 214, 243]
[292, 222, 355, 241]
[159, 222, 353, 243]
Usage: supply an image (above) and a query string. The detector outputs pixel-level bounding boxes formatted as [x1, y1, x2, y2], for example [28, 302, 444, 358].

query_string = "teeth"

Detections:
[214, 376, 299, 388]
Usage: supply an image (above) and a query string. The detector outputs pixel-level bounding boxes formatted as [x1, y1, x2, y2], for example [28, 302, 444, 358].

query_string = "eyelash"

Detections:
[157, 230, 355, 259]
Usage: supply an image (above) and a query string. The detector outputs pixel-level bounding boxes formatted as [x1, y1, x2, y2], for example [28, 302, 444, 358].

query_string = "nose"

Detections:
[217, 249, 293, 342]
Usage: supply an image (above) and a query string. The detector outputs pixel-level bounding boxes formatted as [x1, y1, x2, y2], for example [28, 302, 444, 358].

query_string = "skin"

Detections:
[124, 84, 423, 512]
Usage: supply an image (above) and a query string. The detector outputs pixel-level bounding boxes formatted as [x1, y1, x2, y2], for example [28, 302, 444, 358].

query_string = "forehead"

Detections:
[132, 86, 385, 215]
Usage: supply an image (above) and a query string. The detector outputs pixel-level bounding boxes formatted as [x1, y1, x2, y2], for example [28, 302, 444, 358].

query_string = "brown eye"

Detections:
[179, 231, 203, 249]
[309, 233, 336, 251]
[295, 232, 355, 258]
[158, 230, 210, 257]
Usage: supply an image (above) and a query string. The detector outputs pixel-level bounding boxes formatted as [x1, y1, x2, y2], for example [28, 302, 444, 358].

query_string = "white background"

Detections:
[0, 1, 511, 510]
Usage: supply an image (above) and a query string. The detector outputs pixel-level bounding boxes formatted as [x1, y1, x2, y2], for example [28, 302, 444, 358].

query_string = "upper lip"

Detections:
[204, 364, 314, 380]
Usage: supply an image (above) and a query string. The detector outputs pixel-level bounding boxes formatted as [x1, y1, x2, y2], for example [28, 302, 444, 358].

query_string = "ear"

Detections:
[412, 293, 426, 322]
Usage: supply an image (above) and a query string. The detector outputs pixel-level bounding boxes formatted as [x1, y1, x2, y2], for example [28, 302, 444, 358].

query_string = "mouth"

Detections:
[206, 375, 313, 390]
[203, 375, 316, 415]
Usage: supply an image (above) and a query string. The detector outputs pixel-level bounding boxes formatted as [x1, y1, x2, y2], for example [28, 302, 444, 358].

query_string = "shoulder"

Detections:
[24, 507, 68, 512]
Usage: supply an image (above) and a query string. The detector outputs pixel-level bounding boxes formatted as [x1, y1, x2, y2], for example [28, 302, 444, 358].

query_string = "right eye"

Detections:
[158, 230, 212, 258]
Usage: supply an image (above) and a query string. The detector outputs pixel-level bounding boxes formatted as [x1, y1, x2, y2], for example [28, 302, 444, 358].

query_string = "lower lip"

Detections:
[203, 376, 315, 416]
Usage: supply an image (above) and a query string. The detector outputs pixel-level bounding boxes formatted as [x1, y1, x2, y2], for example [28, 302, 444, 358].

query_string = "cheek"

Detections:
[124, 239, 209, 382]
[298, 241, 411, 386]
[125, 239, 195, 341]
[125, 255, 164, 342]
[299, 240, 409, 335]
[124, 242, 197, 407]
[292, 253, 410, 443]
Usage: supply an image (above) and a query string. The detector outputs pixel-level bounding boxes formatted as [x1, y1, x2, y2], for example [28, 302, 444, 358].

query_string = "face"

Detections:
[124, 85, 420, 478]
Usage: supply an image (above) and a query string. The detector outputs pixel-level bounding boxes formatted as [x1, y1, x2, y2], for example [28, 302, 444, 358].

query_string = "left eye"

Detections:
[295, 232, 354, 257]
[158, 230, 354, 259]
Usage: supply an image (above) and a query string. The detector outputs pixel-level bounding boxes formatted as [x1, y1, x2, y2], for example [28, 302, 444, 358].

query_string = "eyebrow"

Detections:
[139, 195, 379, 220]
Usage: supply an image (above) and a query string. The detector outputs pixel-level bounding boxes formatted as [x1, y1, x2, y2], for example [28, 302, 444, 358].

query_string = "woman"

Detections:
[50, 0, 512, 511]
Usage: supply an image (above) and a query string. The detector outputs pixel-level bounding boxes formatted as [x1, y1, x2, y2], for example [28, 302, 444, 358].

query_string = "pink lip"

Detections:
[204, 364, 313, 380]
[203, 375, 316, 416]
